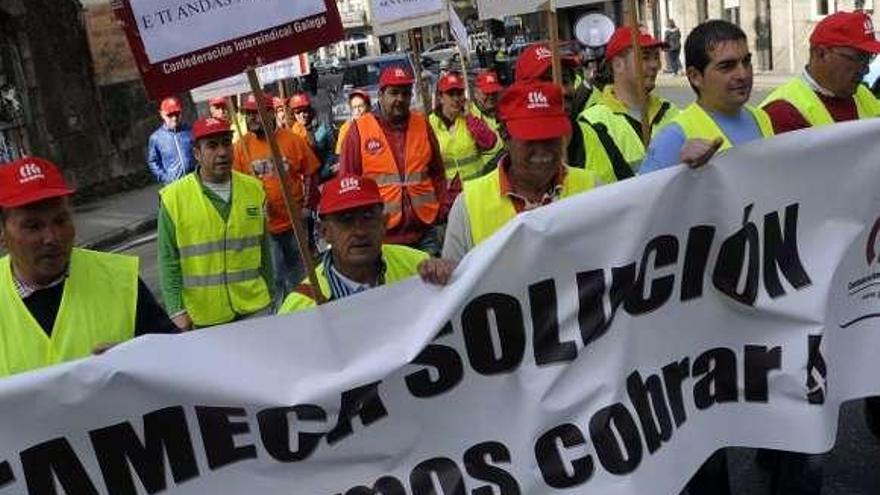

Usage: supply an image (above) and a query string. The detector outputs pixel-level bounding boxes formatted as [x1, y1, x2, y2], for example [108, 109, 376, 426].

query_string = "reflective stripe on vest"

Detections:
[463, 167, 595, 246]
[761, 77, 880, 127]
[672, 103, 774, 151]
[0, 249, 137, 378]
[278, 244, 430, 314]
[357, 112, 439, 229]
[160, 172, 270, 327]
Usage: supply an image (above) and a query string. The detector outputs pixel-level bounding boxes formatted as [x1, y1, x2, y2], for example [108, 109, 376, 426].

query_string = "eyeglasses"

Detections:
[830, 48, 875, 67]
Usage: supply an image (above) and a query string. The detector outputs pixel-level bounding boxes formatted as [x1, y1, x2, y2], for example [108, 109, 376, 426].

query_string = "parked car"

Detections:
[332, 53, 424, 124]
[421, 41, 459, 66]
[313, 56, 341, 74]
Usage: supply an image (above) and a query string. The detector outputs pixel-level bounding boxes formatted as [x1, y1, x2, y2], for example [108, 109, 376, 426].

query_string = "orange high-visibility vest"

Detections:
[356, 112, 439, 229]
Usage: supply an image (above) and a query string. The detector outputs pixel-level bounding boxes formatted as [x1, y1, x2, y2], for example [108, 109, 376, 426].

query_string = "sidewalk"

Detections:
[74, 184, 161, 251]
[656, 71, 795, 89]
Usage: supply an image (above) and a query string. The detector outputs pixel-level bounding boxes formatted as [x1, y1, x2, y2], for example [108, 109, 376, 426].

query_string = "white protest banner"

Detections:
[368, 0, 448, 37]
[113, 0, 343, 99]
[189, 54, 309, 102]
[1, 120, 880, 494]
[449, 5, 469, 55]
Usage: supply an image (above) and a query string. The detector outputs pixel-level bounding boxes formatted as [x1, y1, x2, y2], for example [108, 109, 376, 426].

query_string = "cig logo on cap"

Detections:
[18, 162, 45, 184]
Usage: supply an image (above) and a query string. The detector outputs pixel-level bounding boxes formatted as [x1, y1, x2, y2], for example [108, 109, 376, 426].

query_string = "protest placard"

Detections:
[369, 0, 448, 37]
[112, 0, 344, 99]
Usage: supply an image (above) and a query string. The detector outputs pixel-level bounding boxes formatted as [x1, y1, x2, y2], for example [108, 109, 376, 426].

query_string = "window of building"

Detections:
[697, 0, 709, 21]
[812, 0, 838, 19]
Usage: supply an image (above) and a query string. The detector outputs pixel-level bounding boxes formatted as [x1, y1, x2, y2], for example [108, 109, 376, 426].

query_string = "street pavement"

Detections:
[84, 72, 880, 495]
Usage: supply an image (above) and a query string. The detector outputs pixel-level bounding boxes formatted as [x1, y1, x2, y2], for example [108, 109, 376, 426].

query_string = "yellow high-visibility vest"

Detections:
[464, 166, 595, 246]
[671, 103, 775, 151]
[429, 113, 485, 181]
[0, 248, 138, 378]
[577, 87, 679, 184]
[160, 172, 270, 327]
[278, 244, 429, 314]
[761, 76, 880, 126]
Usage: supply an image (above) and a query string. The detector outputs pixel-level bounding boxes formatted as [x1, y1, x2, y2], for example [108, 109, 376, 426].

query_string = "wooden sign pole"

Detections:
[245, 68, 325, 304]
[456, 45, 472, 100]
[545, 2, 562, 86]
[409, 28, 432, 112]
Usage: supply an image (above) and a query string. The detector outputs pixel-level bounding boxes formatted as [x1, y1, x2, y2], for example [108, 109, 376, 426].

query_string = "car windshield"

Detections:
[342, 63, 379, 88]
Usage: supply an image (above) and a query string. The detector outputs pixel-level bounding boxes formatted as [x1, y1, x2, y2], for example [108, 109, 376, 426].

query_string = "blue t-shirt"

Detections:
[640, 108, 764, 173]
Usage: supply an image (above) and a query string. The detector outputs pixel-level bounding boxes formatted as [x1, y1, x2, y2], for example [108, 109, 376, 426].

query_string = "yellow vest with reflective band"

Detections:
[160, 172, 270, 327]
[0, 248, 137, 378]
[464, 166, 595, 246]
[760, 76, 880, 126]
[671, 103, 775, 151]
[577, 87, 679, 184]
[278, 244, 430, 314]
[429, 113, 484, 181]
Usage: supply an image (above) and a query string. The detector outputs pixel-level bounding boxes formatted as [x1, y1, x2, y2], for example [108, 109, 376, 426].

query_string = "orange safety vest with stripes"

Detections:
[356, 112, 439, 229]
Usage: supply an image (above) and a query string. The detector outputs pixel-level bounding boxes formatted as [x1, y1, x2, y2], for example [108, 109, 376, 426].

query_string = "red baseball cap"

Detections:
[318, 174, 383, 216]
[514, 43, 582, 81]
[379, 65, 415, 88]
[811, 11, 880, 53]
[499, 81, 571, 141]
[475, 70, 504, 94]
[288, 93, 312, 109]
[0, 156, 74, 208]
[208, 96, 227, 107]
[605, 26, 667, 61]
[272, 97, 286, 109]
[160, 97, 182, 114]
[242, 93, 273, 111]
[192, 117, 231, 141]
[438, 72, 466, 93]
[515, 43, 554, 81]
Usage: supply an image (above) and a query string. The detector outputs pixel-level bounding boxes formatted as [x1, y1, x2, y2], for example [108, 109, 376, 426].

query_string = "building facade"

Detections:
[653, 0, 878, 73]
[0, 0, 152, 198]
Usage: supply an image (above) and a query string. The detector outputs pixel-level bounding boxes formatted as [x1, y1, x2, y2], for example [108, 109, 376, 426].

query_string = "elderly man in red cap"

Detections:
[160, 117, 274, 330]
[575, 26, 679, 183]
[442, 80, 597, 261]
[762, 10, 880, 133]
[278, 175, 455, 313]
[0, 157, 176, 377]
[147, 96, 195, 185]
[429, 72, 499, 183]
[338, 65, 447, 256]
[232, 93, 320, 311]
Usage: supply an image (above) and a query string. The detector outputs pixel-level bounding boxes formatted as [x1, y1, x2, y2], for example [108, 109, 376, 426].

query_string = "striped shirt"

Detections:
[322, 251, 386, 300]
